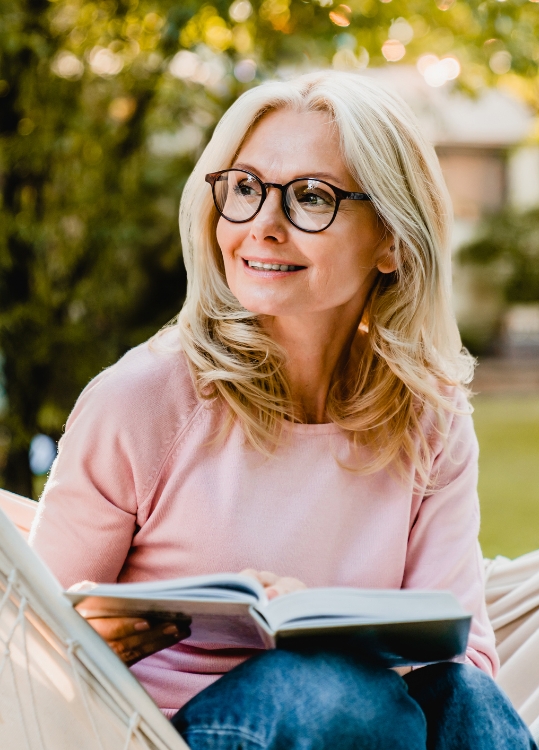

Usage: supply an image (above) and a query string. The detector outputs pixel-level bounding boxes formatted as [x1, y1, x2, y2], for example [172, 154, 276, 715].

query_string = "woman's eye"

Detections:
[298, 190, 332, 207]
[234, 182, 259, 197]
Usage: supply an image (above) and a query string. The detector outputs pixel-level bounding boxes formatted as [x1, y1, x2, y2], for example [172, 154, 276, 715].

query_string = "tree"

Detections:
[460, 208, 539, 304]
[1, 0, 539, 494]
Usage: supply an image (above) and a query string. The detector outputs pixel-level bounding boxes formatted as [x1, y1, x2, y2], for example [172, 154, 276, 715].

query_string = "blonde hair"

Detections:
[164, 70, 474, 483]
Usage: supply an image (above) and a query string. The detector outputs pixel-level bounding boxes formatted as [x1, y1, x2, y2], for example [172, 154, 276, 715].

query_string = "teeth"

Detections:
[247, 261, 300, 272]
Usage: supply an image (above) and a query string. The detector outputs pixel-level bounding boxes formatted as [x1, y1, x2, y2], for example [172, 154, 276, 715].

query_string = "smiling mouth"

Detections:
[245, 259, 305, 272]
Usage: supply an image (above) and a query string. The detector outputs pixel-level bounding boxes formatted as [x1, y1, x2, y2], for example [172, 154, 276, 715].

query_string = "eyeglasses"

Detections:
[205, 169, 371, 233]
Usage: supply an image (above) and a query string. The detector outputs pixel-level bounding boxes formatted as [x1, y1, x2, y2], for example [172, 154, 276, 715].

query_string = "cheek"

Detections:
[215, 219, 232, 260]
[215, 220, 247, 298]
[314, 256, 365, 300]
[310, 233, 378, 302]
[315, 232, 371, 278]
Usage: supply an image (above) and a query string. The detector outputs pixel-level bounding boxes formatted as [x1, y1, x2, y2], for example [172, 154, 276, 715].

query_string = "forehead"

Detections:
[235, 108, 351, 185]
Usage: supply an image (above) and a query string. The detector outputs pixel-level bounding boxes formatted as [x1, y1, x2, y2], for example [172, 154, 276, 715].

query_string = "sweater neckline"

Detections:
[282, 420, 342, 435]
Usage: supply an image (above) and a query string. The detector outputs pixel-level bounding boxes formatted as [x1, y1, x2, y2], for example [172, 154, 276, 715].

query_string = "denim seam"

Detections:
[183, 726, 266, 747]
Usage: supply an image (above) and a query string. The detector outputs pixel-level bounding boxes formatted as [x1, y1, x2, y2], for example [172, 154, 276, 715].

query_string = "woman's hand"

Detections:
[81, 614, 191, 667]
[241, 569, 307, 600]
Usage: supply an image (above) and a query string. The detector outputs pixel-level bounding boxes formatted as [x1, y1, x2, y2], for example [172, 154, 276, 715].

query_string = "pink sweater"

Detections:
[29, 330, 498, 717]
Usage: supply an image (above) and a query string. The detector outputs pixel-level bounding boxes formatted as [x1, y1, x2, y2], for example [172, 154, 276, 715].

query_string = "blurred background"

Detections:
[1, 0, 538, 558]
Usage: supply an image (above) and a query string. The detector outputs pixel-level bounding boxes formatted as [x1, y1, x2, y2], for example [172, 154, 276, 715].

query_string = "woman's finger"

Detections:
[109, 621, 187, 653]
[85, 614, 191, 642]
[240, 569, 280, 586]
[240, 570, 307, 598]
[111, 630, 186, 667]
[265, 576, 307, 600]
[85, 616, 152, 641]
[240, 568, 266, 584]
[258, 570, 280, 586]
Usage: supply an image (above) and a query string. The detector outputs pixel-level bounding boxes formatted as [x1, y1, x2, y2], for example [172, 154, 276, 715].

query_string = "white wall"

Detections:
[508, 146, 539, 210]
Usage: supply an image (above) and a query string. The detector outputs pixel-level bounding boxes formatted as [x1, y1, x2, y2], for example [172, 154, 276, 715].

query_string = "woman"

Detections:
[29, 71, 536, 749]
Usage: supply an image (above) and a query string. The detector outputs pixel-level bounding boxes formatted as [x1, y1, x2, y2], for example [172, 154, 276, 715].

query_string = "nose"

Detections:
[250, 186, 288, 243]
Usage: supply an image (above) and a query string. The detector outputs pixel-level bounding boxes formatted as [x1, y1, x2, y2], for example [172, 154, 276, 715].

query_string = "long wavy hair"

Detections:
[161, 70, 474, 484]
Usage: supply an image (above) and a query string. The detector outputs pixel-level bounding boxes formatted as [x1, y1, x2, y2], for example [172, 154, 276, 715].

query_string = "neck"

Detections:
[264, 306, 365, 424]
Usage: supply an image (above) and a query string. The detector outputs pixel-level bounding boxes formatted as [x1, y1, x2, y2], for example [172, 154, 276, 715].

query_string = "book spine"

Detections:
[249, 606, 276, 649]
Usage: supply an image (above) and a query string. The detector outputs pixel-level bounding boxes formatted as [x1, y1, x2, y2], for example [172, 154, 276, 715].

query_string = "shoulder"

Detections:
[62, 328, 204, 480]
[423, 384, 478, 484]
[56, 327, 204, 506]
[71, 326, 200, 428]
[439, 384, 476, 446]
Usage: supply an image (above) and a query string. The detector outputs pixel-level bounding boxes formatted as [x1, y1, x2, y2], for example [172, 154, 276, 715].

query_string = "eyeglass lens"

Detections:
[213, 170, 338, 231]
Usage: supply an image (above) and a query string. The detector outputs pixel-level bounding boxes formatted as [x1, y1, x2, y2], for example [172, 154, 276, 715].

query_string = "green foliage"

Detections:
[2, 0, 539, 494]
[459, 208, 539, 304]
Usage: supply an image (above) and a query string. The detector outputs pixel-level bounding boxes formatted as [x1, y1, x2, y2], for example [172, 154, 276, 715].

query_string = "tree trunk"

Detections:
[3, 447, 33, 498]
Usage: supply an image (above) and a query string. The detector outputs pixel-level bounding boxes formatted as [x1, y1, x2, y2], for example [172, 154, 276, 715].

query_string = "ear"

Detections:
[375, 241, 397, 275]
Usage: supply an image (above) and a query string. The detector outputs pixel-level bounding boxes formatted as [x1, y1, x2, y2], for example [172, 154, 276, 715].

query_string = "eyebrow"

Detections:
[232, 162, 349, 189]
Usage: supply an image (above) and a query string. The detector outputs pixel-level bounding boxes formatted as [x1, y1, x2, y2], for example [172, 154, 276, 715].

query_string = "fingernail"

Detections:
[163, 624, 179, 636]
[134, 620, 150, 631]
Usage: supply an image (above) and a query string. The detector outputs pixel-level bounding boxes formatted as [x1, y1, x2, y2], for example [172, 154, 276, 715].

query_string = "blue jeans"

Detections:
[171, 650, 538, 749]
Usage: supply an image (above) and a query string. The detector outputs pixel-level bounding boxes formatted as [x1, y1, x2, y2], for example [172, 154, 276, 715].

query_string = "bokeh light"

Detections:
[169, 50, 199, 80]
[329, 5, 352, 27]
[108, 97, 137, 123]
[169, 49, 227, 88]
[417, 54, 461, 86]
[234, 59, 257, 82]
[332, 47, 369, 71]
[88, 47, 124, 77]
[29, 434, 56, 476]
[388, 18, 414, 45]
[51, 51, 84, 80]
[489, 50, 512, 75]
[382, 39, 406, 62]
[229, 0, 253, 23]
[417, 54, 439, 75]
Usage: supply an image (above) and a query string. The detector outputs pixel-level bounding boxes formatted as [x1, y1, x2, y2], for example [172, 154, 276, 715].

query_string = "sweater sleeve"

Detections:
[29, 337, 199, 589]
[402, 394, 499, 678]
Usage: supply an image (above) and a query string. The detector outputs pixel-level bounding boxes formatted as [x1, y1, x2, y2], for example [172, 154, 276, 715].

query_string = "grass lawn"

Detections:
[473, 395, 539, 560]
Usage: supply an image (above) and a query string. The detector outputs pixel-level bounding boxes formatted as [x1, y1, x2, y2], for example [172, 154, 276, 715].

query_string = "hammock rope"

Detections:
[20, 597, 47, 750]
[0, 569, 34, 750]
[0, 564, 158, 750]
[67, 638, 108, 750]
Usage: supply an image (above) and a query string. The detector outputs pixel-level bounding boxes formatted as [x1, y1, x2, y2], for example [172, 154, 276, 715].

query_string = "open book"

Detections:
[66, 573, 471, 667]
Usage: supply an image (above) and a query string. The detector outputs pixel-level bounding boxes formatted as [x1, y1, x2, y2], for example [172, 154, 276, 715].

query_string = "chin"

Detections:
[234, 292, 300, 317]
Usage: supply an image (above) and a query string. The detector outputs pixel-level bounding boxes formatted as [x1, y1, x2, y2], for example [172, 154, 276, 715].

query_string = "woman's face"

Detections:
[216, 108, 394, 321]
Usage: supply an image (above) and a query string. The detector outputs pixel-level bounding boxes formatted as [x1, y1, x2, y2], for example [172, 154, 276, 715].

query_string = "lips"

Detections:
[244, 259, 305, 272]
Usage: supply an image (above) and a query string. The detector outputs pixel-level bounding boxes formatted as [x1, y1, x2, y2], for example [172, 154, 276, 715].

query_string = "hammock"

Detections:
[1, 488, 538, 746]
[486, 552, 539, 738]
[0, 490, 188, 750]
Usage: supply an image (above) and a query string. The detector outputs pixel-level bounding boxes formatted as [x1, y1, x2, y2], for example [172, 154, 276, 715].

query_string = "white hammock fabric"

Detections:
[0, 495, 188, 750]
[0, 489, 36, 540]
[485, 552, 539, 740]
[1, 488, 538, 745]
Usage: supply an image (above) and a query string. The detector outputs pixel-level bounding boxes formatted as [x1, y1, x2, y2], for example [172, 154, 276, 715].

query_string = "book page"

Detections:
[67, 572, 267, 604]
[71, 596, 270, 649]
[260, 588, 468, 633]
[65, 573, 271, 649]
